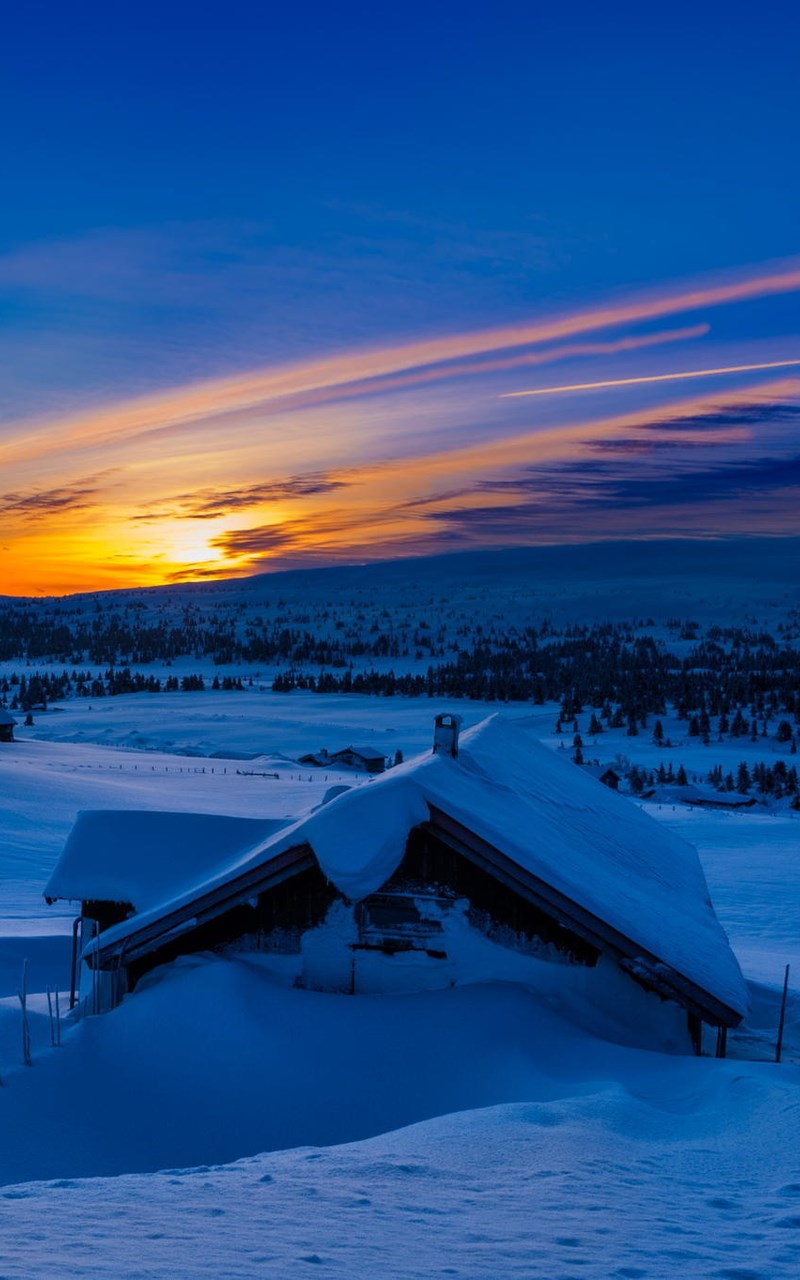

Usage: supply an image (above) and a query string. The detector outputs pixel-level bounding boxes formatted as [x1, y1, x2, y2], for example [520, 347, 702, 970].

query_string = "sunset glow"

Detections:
[2, 6, 799, 596]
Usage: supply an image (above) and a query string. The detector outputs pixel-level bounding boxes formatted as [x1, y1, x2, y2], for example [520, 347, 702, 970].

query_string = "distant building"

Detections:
[0, 710, 17, 743]
[46, 714, 746, 1056]
[581, 763, 621, 790]
[298, 745, 387, 773]
[328, 746, 387, 774]
[654, 783, 758, 810]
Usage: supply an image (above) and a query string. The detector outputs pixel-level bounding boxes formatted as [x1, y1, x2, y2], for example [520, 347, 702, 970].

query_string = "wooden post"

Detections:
[688, 1014, 702, 1056]
[776, 963, 790, 1063]
[715, 1025, 727, 1059]
[18, 959, 32, 1066]
[69, 915, 82, 1010]
[47, 987, 56, 1047]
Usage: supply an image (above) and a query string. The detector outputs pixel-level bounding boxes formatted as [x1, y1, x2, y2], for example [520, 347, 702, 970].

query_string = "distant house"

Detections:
[0, 710, 17, 743]
[46, 714, 746, 1055]
[298, 745, 386, 773]
[581, 763, 621, 791]
[329, 746, 386, 774]
[653, 783, 758, 810]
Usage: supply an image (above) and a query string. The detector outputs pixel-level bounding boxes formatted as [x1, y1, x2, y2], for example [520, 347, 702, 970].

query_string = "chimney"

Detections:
[433, 713, 463, 758]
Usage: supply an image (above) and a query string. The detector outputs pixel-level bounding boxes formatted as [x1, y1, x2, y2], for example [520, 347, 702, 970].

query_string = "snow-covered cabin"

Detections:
[0, 709, 17, 743]
[580, 763, 621, 790]
[653, 783, 758, 810]
[45, 715, 746, 1053]
[329, 745, 387, 773]
[300, 745, 386, 772]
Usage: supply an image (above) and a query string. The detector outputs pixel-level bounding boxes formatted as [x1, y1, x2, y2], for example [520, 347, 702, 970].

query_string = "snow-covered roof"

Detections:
[0, 710, 17, 725]
[580, 763, 620, 779]
[653, 783, 757, 808]
[331, 746, 386, 762]
[45, 811, 290, 912]
[74, 715, 746, 1022]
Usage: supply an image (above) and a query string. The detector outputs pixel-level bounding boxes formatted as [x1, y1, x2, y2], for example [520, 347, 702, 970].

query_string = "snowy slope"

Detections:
[1, 690, 798, 1279]
[1, 956, 799, 1278]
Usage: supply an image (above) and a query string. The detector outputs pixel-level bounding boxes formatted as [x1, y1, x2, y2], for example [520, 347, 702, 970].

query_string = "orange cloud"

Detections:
[167, 376, 800, 576]
[5, 373, 799, 594]
[3, 258, 800, 469]
[219, 324, 711, 414]
[4, 255, 800, 594]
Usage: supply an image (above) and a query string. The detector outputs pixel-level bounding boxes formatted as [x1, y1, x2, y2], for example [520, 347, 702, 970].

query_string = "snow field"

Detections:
[1, 687, 799, 1276]
[3, 1056, 800, 1278]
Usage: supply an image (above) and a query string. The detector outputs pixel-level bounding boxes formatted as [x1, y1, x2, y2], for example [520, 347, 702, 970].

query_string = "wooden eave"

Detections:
[86, 843, 316, 970]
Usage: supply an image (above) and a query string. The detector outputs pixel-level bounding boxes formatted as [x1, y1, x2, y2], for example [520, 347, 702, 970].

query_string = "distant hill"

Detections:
[4, 537, 798, 623]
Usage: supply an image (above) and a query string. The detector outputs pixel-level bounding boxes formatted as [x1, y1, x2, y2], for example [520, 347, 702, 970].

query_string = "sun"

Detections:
[172, 536, 224, 565]
[144, 519, 229, 568]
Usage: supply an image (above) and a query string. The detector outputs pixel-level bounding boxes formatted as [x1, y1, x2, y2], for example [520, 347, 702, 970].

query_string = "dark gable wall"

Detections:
[121, 823, 599, 994]
[386, 827, 600, 966]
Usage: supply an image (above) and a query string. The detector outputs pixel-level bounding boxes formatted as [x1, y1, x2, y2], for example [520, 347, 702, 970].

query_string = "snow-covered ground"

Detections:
[3, 968, 800, 1279]
[1, 687, 799, 1277]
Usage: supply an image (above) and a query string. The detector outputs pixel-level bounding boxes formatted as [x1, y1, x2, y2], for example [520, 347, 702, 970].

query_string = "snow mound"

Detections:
[1, 953, 798, 1277]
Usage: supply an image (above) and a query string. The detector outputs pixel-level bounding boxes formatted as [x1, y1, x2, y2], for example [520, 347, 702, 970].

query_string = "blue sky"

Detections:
[2, 1, 800, 591]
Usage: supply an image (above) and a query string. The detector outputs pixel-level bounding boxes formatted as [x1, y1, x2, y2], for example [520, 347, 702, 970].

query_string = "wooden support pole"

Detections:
[18, 959, 32, 1067]
[70, 915, 82, 1010]
[715, 1025, 728, 1059]
[776, 963, 790, 1064]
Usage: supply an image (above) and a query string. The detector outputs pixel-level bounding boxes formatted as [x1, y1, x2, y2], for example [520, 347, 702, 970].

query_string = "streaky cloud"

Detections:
[3, 259, 800, 468]
[501, 358, 800, 399]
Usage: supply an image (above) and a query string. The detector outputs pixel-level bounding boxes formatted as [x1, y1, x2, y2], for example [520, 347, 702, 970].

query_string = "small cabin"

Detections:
[45, 714, 747, 1056]
[655, 783, 758, 810]
[0, 710, 17, 743]
[329, 746, 386, 774]
[581, 763, 621, 790]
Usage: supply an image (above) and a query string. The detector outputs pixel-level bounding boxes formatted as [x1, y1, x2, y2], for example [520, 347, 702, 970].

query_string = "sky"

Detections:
[1, 0, 799, 595]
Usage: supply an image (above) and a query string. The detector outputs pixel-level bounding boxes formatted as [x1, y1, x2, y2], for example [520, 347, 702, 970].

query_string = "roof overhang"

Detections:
[86, 843, 316, 970]
[425, 806, 743, 1029]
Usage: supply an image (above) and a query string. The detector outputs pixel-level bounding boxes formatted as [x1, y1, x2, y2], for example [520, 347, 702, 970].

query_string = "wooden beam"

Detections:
[88, 845, 316, 969]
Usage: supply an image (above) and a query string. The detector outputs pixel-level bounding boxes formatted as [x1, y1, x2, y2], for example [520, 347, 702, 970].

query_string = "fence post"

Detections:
[18, 960, 32, 1066]
[776, 963, 791, 1063]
